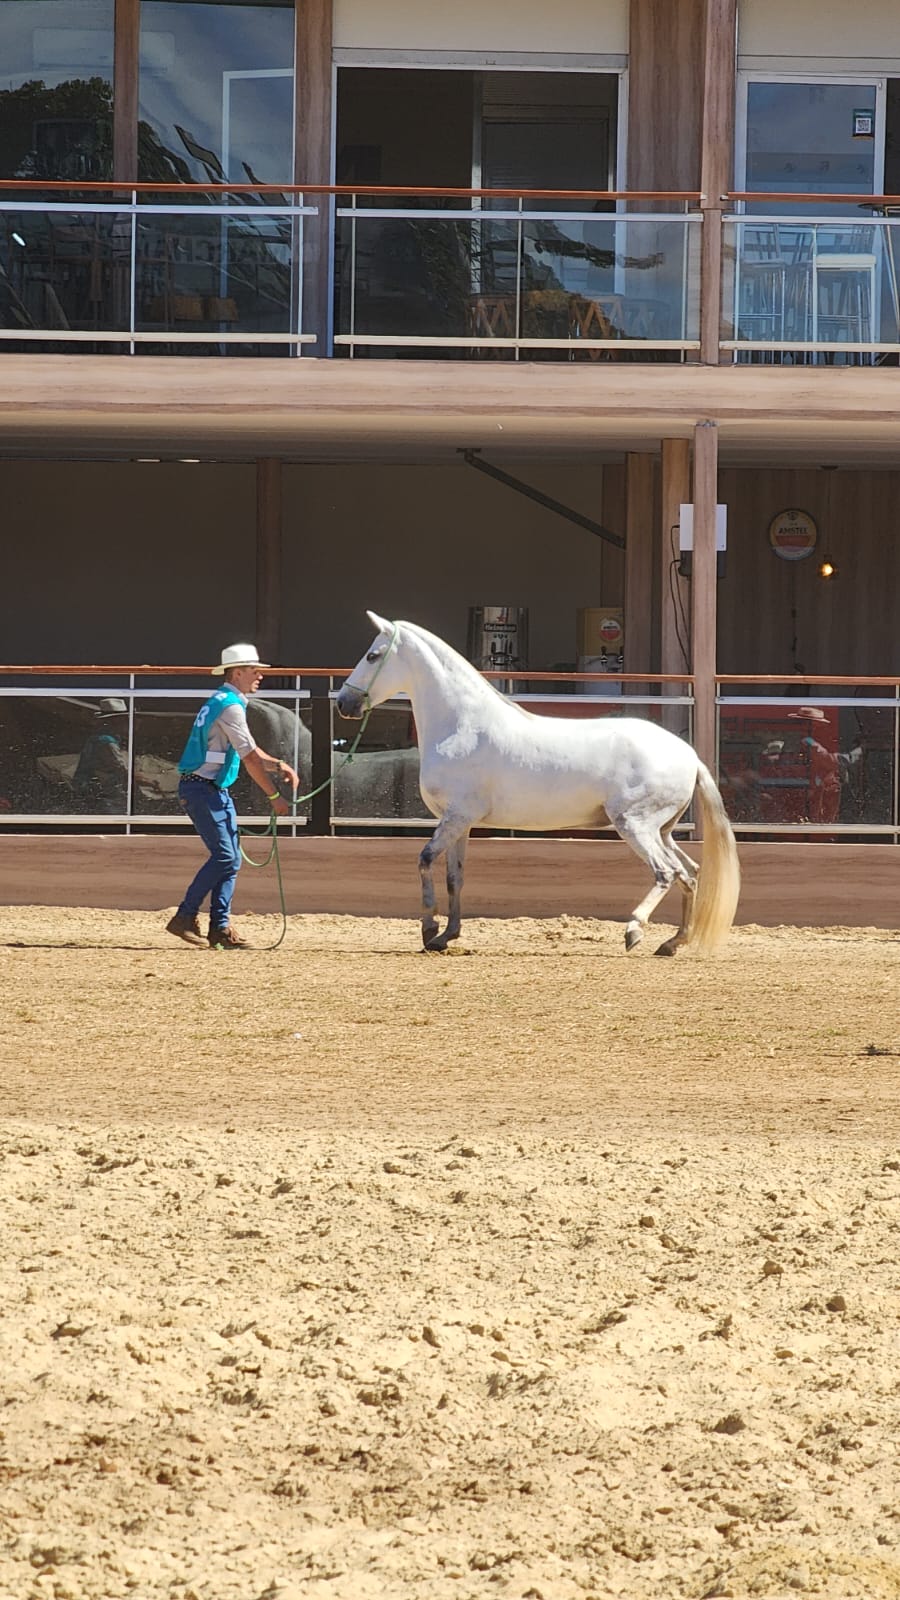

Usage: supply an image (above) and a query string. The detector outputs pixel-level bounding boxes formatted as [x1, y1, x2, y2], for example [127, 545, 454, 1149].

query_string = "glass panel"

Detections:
[131, 693, 311, 819]
[0, 694, 126, 816]
[331, 701, 424, 822]
[745, 82, 878, 211]
[139, 2, 294, 187]
[719, 702, 896, 831]
[0, 208, 130, 342]
[725, 217, 900, 364]
[135, 212, 292, 342]
[335, 211, 696, 355]
[0, 0, 114, 181]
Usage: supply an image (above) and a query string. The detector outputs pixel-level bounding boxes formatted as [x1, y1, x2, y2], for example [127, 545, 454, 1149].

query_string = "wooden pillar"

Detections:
[113, 0, 139, 181]
[699, 0, 737, 363]
[660, 438, 692, 688]
[691, 421, 719, 776]
[255, 458, 282, 664]
[295, 0, 334, 355]
[624, 452, 655, 678]
[627, 0, 704, 191]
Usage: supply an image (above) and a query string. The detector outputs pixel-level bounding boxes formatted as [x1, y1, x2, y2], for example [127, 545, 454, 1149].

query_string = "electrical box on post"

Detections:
[678, 503, 727, 579]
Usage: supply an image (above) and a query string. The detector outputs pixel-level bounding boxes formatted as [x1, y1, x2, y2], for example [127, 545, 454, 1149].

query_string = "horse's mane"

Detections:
[399, 620, 534, 717]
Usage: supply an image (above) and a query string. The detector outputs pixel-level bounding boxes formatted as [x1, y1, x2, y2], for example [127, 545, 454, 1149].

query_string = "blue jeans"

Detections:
[177, 778, 241, 929]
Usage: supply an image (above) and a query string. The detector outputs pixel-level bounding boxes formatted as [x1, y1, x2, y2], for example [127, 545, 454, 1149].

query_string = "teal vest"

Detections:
[178, 688, 244, 789]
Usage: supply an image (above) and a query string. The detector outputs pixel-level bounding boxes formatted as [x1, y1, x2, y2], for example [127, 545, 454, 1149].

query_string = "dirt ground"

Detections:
[2, 906, 900, 1600]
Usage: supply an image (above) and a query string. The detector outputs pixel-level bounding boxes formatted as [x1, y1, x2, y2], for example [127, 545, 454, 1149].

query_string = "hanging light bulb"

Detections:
[818, 557, 838, 580]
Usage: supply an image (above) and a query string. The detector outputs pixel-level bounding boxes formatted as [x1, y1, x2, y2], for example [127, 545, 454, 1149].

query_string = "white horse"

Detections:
[336, 612, 740, 956]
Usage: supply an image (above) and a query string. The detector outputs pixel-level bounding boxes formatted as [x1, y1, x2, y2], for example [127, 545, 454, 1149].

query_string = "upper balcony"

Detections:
[2, 182, 900, 368]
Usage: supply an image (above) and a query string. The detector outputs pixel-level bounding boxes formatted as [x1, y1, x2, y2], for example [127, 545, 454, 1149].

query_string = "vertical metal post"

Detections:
[349, 192, 357, 360]
[291, 675, 302, 838]
[515, 196, 523, 363]
[126, 672, 135, 833]
[129, 190, 137, 355]
[310, 688, 332, 836]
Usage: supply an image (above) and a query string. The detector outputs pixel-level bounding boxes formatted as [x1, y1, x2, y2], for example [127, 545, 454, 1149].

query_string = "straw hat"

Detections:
[788, 705, 831, 725]
[211, 643, 269, 676]
[97, 697, 128, 718]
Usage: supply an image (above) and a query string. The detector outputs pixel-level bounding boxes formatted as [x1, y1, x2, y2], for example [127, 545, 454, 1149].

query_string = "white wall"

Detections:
[1, 463, 255, 666]
[739, 0, 900, 69]
[1, 459, 612, 673]
[333, 0, 627, 58]
[281, 462, 610, 671]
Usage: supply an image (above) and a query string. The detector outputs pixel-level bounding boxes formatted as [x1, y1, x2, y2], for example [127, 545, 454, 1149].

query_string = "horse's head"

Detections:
[335, 611, 404, 719]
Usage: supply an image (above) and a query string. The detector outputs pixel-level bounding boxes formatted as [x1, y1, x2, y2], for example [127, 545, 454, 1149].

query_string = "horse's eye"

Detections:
[366, 650, 383, 663]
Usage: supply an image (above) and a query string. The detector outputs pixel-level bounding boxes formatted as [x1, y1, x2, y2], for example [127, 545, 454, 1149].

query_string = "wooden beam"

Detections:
[691, 420, 719, 777]
[113, 0, 139, 182]
[624, 452, 655, 676]
[255, 458, 282, 663]
[699, 0, 737, 363]
[295, 0, 334, 355]
[700, 0, 738, 207]
[627, 0, 704, 191]
[660, 438, 692, 683]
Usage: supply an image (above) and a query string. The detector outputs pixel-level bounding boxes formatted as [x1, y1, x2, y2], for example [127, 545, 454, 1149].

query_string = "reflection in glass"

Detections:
[138, 2, 294, 187]
[719, 704, 895, 830]
[335, 212, 696, 357]
[0, 694, 125, 815]
[0, 208, 130, 340]
[332, 702, 424, 821]
[135, 212, 292, 342]
[0, 0, 114, 181]
[130, 694, 311, 819]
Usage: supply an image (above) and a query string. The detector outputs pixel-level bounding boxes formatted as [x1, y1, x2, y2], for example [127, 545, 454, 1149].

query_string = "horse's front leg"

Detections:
[418, 815, 470, 952]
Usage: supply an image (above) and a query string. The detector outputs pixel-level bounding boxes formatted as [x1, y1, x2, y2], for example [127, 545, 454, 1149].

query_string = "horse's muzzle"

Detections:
[336, 686, 365, 719]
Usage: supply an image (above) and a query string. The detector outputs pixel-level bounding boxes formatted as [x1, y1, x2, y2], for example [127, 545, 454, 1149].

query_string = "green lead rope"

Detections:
[237, 699, 378, 951]
[237, 623, 397, 951]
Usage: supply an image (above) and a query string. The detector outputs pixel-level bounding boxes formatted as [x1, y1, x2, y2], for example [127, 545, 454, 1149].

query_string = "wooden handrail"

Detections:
[0, 665, 694, 682]
[717, 675, 900, 686]
[726, 192, 900, 207]
[0, 179, 701, 202]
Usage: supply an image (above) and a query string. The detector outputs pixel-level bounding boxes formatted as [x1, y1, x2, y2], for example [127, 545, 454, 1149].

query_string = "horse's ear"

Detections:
[366, 609, 391, 635]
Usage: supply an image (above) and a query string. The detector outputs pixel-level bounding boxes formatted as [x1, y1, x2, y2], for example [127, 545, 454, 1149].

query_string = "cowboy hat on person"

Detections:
[211, 643, 270, 676]
[787, 705, 831, 725]
[97, 697, 128, 718]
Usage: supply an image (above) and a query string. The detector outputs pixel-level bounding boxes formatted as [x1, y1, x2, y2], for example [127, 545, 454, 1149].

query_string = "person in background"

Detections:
[166, 644, 299, 951]
[73, 697, 129, 814]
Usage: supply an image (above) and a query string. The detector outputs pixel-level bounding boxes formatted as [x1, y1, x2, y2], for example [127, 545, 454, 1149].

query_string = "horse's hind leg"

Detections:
[419, 815, 470, 952]
[611, 814, 680, 953]
[654, 825, 699, 957]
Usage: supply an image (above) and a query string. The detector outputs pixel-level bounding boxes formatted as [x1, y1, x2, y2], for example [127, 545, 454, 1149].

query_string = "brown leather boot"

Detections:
[165, 912, 205, 947]
[208, 924, 250, 951]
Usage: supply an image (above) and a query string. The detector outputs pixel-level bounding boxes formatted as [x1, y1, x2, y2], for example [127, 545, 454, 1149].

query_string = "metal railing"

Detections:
[0, 665, 693, 835]
[4, 664, 900, 839]
[333, 188, 701, 358]
[723, 193, 900, 365]
[0, 181, 316, 352]
[5, 181, 900, 364]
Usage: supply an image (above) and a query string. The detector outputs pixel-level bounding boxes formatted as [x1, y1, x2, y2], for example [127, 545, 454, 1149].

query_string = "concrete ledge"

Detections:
[1, 836, 897, 928]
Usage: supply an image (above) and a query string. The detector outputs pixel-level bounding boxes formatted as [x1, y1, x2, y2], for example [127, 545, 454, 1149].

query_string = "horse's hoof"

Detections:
[654, 939, 678, 958]
[625, 926, 642, 952]
[422, 927, 442, 951]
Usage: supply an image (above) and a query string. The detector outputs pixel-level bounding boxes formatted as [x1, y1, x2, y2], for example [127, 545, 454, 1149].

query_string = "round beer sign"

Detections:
[599, 615, 624, 647]
[769, 508, 818, 561]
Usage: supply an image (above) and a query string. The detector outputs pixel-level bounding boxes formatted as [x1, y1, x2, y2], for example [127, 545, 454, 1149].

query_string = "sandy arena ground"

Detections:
[1, 905, 900, 1600]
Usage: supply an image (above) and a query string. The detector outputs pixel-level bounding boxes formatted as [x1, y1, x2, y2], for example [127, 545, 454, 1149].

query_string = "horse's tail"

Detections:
[687, 761, 741, 952]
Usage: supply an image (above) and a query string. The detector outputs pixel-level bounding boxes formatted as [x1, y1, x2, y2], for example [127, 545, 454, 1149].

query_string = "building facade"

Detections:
[2, 0, 900, 848]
